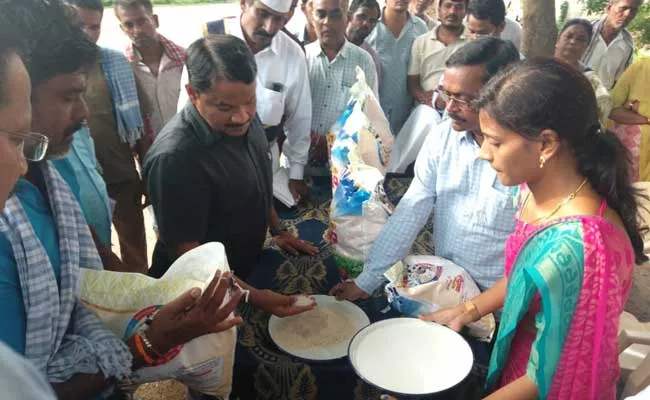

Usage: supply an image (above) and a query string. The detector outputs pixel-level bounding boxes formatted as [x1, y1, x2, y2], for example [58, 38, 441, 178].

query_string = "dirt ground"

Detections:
[135, 380, 186, 400]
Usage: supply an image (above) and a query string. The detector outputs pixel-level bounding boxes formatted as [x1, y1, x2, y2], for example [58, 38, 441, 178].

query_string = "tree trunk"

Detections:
[521, 0, 558, 58]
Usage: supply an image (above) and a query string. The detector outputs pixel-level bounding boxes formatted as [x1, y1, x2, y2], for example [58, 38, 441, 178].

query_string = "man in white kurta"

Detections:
[178, 0, 312, 206]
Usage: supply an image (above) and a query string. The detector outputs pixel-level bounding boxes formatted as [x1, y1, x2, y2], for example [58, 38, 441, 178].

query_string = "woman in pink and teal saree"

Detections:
[424, 59, 647, 400]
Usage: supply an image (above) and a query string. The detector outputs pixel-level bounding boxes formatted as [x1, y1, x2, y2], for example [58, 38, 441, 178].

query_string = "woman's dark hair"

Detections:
[186, 35, 257, 94]
[559, 18, 593, 41]
[475, 58, 648, 264]
[0, 0, 98, 86]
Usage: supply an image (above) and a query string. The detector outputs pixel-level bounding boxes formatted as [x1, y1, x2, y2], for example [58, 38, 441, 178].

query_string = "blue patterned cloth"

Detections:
[102, 48, 144, 146]
[0, 163, 132, 382]
[355, 120, 517, 293]
[486, 220, 585, 398]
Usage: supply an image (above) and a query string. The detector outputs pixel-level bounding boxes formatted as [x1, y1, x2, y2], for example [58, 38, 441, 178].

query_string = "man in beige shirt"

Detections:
[116, 0, 185, 140]
[407, 0, 466, 106]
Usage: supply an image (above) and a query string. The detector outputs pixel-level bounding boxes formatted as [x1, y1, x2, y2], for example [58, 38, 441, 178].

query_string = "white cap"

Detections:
[259, 0, 292, 13]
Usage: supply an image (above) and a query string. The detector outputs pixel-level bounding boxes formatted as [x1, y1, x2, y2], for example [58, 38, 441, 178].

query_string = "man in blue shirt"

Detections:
[0, 32, 58, 400]
[365, 0, 427, 134]
[331, 38, 520, 301]
[53, 126, 113, 248]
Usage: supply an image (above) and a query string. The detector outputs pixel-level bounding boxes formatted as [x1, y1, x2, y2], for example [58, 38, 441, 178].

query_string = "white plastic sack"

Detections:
[80, 243, 237, 398]
[384, 255, 496, 342]
[272, 142, 296, 208]
[327, 68, 393, 279]
[388, 104, 441, 174]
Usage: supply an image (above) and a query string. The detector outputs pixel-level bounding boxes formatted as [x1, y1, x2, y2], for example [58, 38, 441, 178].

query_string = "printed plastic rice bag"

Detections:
[384, 255, 496, 342]
[327, 67, 393, 279]
[79, 243, 236, 398]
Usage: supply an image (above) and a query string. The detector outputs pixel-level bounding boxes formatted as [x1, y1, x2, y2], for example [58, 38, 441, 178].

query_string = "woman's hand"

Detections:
[419, 304, 472, 333]
[254, 289, 316, 317]
[146, 271, 243, 354]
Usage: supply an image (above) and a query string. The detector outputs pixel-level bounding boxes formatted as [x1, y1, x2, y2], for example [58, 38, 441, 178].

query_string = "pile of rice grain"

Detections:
[274, 305, 356, 349]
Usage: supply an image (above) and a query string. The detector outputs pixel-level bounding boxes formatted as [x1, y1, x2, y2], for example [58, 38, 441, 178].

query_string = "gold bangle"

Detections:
[463, 300, 480, 322]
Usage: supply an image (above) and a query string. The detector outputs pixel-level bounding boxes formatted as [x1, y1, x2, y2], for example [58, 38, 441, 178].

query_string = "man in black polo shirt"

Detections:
[144, 35, 317, 279]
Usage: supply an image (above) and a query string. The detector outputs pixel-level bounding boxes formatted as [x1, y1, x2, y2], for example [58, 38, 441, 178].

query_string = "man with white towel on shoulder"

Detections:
[177, 0, 312, 208]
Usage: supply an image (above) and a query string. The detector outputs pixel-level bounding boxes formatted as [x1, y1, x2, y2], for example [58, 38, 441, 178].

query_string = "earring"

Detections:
[539, 156, 546, 169]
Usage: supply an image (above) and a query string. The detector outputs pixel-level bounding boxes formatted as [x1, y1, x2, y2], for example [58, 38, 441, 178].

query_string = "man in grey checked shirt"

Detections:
[331, 38, 519, 301]
[305, 0, 378, 170]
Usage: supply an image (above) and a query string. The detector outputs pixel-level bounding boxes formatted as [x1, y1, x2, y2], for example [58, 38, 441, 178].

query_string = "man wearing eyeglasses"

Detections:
[305, 0, 378, 171]
[0, 31, 60, 400]
[331, 38, 519, 302]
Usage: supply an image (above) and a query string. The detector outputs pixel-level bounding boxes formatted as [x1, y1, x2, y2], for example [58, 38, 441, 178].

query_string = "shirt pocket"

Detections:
[257, 87, 285, 127]
[341, 68, 357, 89]
[477, 176, 516, 233]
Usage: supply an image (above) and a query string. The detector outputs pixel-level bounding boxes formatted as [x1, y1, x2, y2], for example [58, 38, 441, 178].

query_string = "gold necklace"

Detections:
[519, 178, 589, 225]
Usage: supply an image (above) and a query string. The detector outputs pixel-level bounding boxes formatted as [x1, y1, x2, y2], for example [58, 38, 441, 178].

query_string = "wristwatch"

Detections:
[269, 225, 287, 236]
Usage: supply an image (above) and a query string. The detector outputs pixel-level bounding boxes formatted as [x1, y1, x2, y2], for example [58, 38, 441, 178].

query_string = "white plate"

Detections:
[348, 318, 473, 395]
[268, 295, 370, 361]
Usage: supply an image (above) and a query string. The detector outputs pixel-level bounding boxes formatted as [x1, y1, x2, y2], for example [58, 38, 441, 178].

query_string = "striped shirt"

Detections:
[355, 119, 517, 293]
[306, 40, 378, 135]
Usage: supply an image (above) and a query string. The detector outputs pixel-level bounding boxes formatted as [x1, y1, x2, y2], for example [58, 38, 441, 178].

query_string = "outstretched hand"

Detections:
[255, 289, 317, 317]
[418, 305, 468, 333]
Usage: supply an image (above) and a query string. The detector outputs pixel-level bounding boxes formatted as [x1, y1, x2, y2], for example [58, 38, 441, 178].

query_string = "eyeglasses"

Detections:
[312, 8, 345, 22]
[435, 87, 475, 109]
[0, 131, 49, 162]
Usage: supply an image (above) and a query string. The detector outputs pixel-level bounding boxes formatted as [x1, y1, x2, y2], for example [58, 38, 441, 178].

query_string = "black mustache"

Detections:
[448, 113, 466, 122]
[66, 121, 85, 137]
[254, 30, 272, 38]
[225, 123, 249, 129]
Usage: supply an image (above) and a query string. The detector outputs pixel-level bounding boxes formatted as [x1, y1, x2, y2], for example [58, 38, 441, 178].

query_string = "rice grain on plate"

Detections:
[274, 306, 356, 348]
